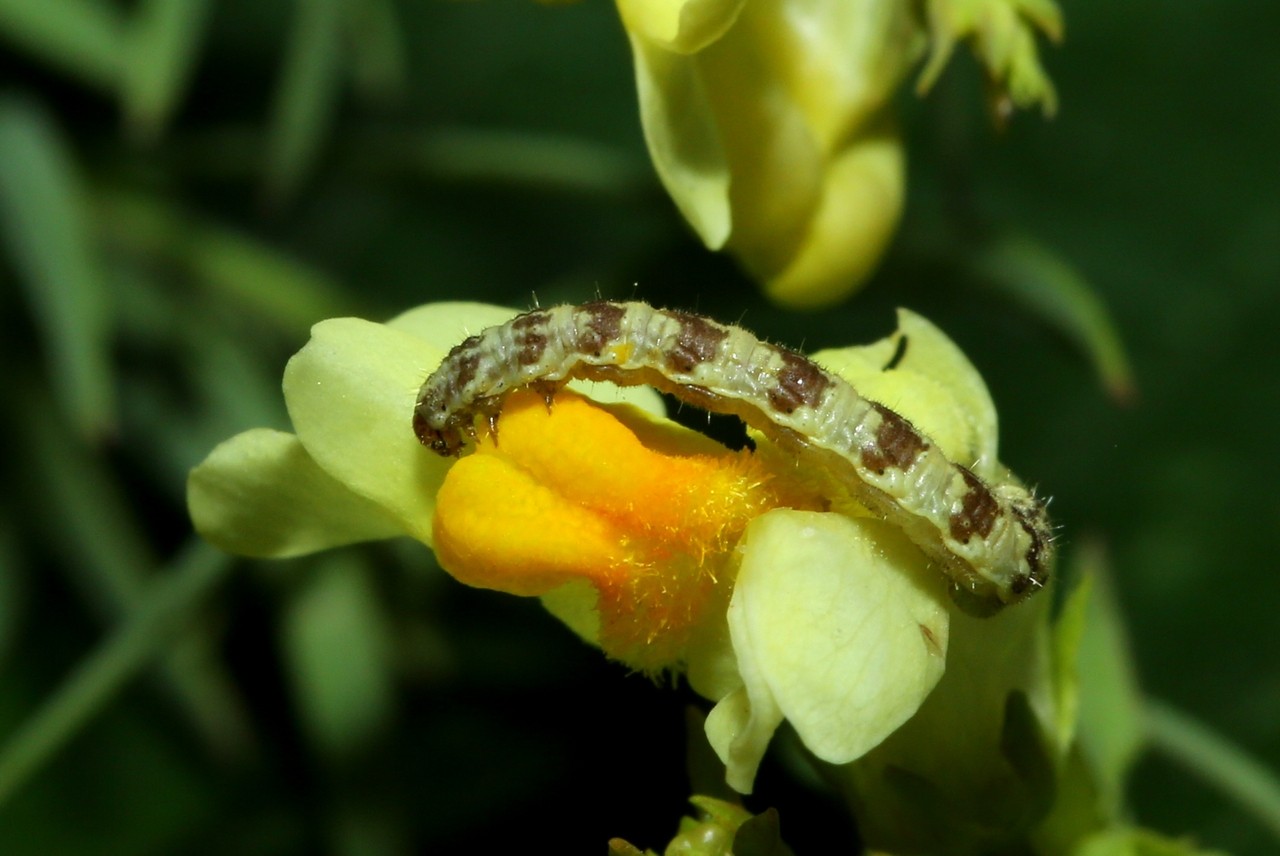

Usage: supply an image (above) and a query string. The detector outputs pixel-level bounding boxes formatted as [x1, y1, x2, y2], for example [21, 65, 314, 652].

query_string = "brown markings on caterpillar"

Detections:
[768, 349, 831, 414]
[1011, 503, 1049, 590]
[411, 409, 432, 446]
[666, 311, 728, 373]
[577, 301, 626, 356]
[448, 337, 482, 390]
[861, 402, 928, 475]
[415, 337, 483, 455]
[949, 466, 999, 544]
[414, 300, 1054, 613]
[512, 311, 551, 366]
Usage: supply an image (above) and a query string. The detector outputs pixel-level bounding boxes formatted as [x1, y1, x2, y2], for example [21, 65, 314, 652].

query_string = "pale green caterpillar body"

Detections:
[414, 301, 1052, 614]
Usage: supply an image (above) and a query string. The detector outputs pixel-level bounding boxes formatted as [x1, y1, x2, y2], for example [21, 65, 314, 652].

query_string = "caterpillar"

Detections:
[413, 301, 1051, 614]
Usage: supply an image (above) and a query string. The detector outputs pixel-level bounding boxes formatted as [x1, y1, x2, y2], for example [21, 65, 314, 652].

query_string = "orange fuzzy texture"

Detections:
[432, 389, 819, 667]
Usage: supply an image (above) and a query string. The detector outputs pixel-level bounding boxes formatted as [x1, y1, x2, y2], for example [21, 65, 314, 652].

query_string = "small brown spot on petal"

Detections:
[948, 467, 999, 543]
[919, 623, 943, 657]
[575, 301, 627, 356]
[665, 311, 728, 373]
[767, 350, 831, 414]
[860, 403, 928, 473]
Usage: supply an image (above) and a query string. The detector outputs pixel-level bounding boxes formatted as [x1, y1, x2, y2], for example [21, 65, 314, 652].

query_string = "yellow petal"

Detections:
[434, 450, 629, 595]
[616, 0, 747, 53]
[738, 0, 917, 149]
[188, 428, 402, 558]
[762, 130, 905, 308]
[432, 390, 821, 671]
[385, 301, 519, 344]
[628, 33, 733, 248]
[702, 24, 825, 274]
[707, 509, 949, 792]
[812, 309, 999, 472]
[282, 317, 455, 545]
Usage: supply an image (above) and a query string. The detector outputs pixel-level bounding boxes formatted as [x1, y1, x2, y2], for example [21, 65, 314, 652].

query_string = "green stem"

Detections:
[0, 540, 232, 807]
[1144, 699, 1280, 843]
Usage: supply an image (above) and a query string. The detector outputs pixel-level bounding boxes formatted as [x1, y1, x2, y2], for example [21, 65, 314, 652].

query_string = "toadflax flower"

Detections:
[614, 0, 1061, 308]
[188, 300, 1038, 793]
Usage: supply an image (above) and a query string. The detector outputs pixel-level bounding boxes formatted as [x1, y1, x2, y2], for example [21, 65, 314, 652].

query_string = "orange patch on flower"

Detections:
[432, 389, 820, 669]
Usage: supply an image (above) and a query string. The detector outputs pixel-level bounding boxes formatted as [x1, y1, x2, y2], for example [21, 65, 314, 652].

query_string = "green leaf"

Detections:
[0, 518, 24, 671]
[281, 556, 395, 760]
[343, 0, 406, 105]
[1144, 700, 1280, 847]
[121, 0, 212, 143]
[971, 233, 1136, 403]
[1073, 545, 1145, 815]
[999, 691, 1056, 825]
[0, 540, 231, 808]
[22, 388, 253, 760]
[121, 317, 288, 486]
[1030, 746, 1107, 853]
[664, 797, 751, 856]
[1050, 569, 1092, 753]
[0, 97, 115, 439]
[264, 0, 346, 204]
[388, 128, 652, 197]
[95, 189, 348, 334]
[24, 385, 153, 613]
[732, 808, 794, 856]
[1071, 826, 1231, 856]
[0, 0, 124, 90]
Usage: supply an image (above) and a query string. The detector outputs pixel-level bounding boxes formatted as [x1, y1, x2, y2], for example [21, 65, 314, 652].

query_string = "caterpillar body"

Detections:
[413, 301, 1051, 613]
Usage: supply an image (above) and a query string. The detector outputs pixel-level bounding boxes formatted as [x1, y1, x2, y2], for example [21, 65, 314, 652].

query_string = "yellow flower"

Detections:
[614, 0, 1061, 307]
[188, 301, 1033, 792]
[619, 0, 914, 308]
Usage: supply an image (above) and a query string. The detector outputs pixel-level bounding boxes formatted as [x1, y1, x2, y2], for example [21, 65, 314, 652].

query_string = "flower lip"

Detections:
[431, 387, 823, 671]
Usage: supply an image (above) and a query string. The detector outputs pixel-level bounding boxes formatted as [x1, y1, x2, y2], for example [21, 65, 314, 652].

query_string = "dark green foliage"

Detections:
[0, 1, 1276, 853]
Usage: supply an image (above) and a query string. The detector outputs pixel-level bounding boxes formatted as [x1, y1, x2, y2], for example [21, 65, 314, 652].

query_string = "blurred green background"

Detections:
[0, 1, 1276, 853]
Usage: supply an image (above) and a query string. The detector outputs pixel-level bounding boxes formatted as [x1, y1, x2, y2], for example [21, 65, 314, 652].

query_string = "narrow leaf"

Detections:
[0, 518, 24, 671]
[265, 0, 346, 204]
[121, 0, 212, 143]
[0, 0, 124, 90]
[343, 0, 406, 104]
[1073, 543, 1145, 815]
[281, 556, 396, 760]
[1145, 701, 1280, 846]
[0, 97, 115, 439]
[0, 540, 232, 807]
[23, 387, 252, 759]
[95, 189, 348, 334]
[972, 233, 1136, 403]
[1049, 571, 1089, 752]
[734, 808, 795, 856]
